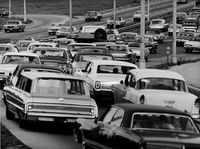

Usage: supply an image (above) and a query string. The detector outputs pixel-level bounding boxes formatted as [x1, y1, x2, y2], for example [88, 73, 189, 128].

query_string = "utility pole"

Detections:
[69, 0, 72, 33]
[172, 0, 177, 64]
[113, 0, 116, 30]
[147, 0, 150, 21]
[9, 0, 11, 18]
[139, 0, 146, 68]
[24, 0, 27, 22]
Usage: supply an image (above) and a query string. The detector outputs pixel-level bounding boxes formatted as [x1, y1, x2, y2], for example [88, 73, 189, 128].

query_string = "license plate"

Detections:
[38, 117, 54, 122]
[67, 119, 76, 123]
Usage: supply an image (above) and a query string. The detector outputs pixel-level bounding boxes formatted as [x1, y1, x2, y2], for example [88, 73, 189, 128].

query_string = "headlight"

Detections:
[27, 105, 33, 111]
[95, 81, 101, 89]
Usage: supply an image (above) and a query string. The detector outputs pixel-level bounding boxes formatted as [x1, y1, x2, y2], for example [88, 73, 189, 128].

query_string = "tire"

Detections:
[4, 29, 8, 33]
[185, 49, 189, 53]
[6, 107, 15, 120]
[94, 28, 107, 41]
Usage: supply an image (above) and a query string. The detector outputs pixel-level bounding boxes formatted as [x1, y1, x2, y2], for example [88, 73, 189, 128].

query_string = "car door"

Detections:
[113, 73, 131, 103]
[89, 106, 118, 148]
[123, 74, 139, 103]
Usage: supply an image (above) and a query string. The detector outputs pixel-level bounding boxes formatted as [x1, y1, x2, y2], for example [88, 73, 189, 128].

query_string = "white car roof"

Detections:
[68, 43, 95, 46]
[3, 52, 39, 57]
[129, 69, 185, 81]
[0, 43, 15, 46]
[90, 60, 138, 68]
[28, 42, 57, 46]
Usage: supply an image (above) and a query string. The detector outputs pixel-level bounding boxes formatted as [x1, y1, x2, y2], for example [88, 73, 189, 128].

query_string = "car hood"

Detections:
[0, 64, 18, 76]
[134, 130, 200, 147]
[140, 90, 197, 113]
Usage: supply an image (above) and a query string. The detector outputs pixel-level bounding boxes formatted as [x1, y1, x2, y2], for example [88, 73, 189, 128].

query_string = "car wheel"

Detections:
[4, 29, 8, 33]
[73, 129, 82, 143]
[6, 107, 15, 120]
[190, 49, 193, 53]
[185, 49, 189, 53]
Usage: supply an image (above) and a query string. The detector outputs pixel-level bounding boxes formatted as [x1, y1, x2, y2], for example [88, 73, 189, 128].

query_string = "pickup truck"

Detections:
[3, 20, 26, 32]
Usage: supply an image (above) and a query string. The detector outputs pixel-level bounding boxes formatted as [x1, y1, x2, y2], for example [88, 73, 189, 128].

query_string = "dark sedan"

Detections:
[32, 47, 73, 74]
[74, 104, 200, 149]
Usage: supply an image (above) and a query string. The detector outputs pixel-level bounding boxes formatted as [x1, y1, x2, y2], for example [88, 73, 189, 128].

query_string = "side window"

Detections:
[110, 108, 125, 127]
[102, 107, 118, 124]
[16, 75, 23, 89]
[129, 75, 136, 88]
[24, 78, 32, 93]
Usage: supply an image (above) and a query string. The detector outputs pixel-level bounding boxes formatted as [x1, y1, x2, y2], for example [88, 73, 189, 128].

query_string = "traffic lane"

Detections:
[0, 14, 69, 40]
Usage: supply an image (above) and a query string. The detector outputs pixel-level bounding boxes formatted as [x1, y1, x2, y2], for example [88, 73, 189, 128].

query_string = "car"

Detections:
[9, 64, 65, 86]
[26, 42, 58, 52]
[144, 35, 159, 53]
[0, 52, 41, 77]
[106, 44, 137, 63]
[128, 42, 150, 62]
[75, 60, 138, 105]
[52, 38, 76, 48]
[15, 40, 39, 51]
[75, 25, 108, 42]
[2, 72, 98, 128]
[3, 20, 26, 32]
[182, 14, 200, 31]
[0, 43, 19, 56]
[145, 29, 165, 43]
[55, 26, 77, 38]
[72, 47, 114, 72]
[48, 23, 65, 35]
[32, 47, 73, 74]
[119, 32, 139, 44]
[67, 42, 96, 57]
[0, 8, 12, 17]
[73, 103, 200, 149]
[84, 11, 102, 22]
[112, 69, 200, 119]
[168, 23, 183, 36]
[149, 18, 169, 32]
[176, 31, 196, 46]
[184, 33, 200, 53]
[133, 10, 148, 22]
[107, 17, 126, 29]
[176, 12, 187, 24]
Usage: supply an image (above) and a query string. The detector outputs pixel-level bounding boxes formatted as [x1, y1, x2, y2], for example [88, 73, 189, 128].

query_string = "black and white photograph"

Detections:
[0, 0, 200, 148]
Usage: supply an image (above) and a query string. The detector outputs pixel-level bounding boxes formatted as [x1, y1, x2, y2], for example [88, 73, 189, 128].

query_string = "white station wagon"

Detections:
[112, 69, 200, 119]
[75, 60, 138, 105]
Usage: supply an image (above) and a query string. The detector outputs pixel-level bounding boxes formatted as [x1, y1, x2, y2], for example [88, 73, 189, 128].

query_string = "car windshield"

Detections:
[131, 113, 198, 133]
[78, 55, 113, 62]
[97, 65, 136, 74]
[87, 11, 97, 15]
[68, 44, 94, 52]
[138, 78, 187, 92]
[60, 27, 71, 32]
[33, 78, 86, 95]
[1, 55, 40, 64]
[0, 46, 10, 55]
[34, 49, 65, 58]
[8, 21, 19, 24]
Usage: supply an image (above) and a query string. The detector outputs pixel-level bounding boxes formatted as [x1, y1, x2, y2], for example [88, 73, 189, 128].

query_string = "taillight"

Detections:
[95, 81, 101, 89]
[139, 96, 145, 104]
[194, 98, 200, 108]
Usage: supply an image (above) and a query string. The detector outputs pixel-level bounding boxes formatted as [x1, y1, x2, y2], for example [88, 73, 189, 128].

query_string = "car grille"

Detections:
[27, 103, 95, 118]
